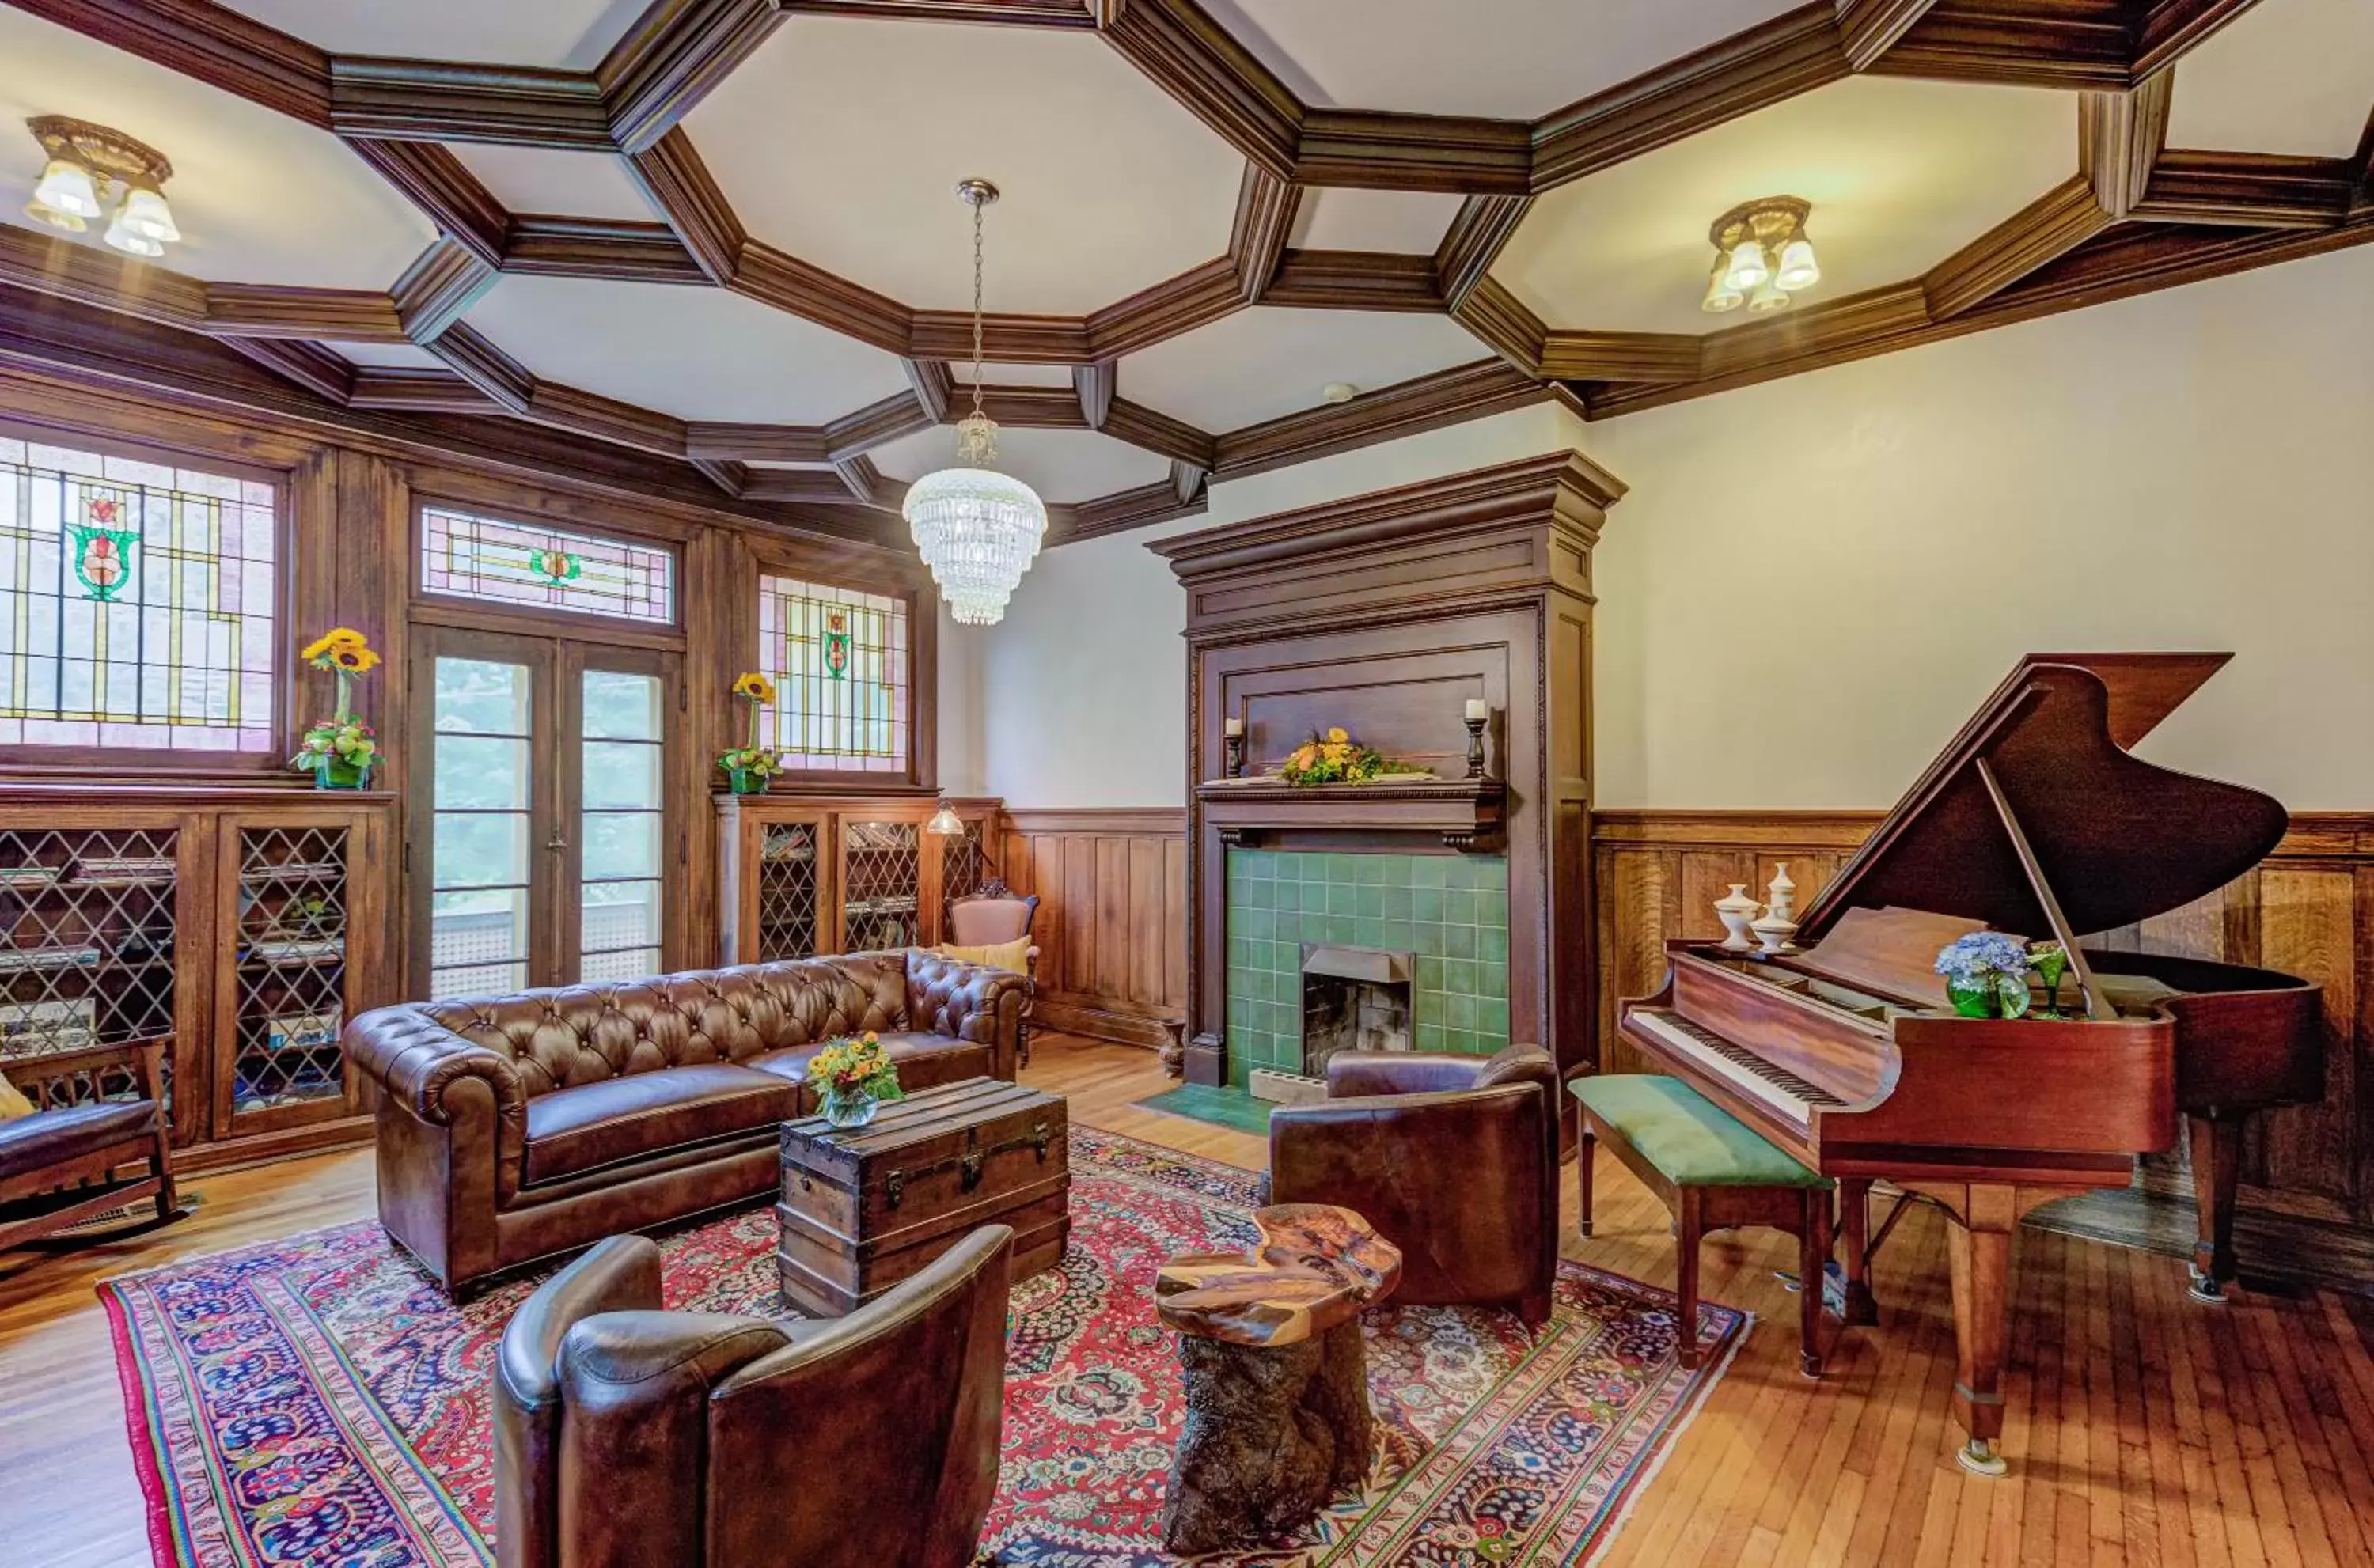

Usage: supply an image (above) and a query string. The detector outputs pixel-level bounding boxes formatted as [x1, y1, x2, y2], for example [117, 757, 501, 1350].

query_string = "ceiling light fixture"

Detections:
[1701, 196, 1819, 316]
[902, 178, 1048, 629]
[23, 116, 180, 257]
[1321, 382, 1359, 404]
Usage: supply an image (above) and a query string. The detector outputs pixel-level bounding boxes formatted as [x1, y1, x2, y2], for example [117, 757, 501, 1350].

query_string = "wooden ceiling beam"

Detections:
[1433, 195, 1533, 311]
[342, 140, 513, 267]
[688, 456, 749, 495]
[525, 380, 692, 460]
[1834, 0, 1949, 68]
[976, 384, 1089, 429]
[1093, 0, 1303, 180]
[904, 359, 957, 424]
[2129, 150, 2357, 228]
[1922, 173, 2117, 319]
[328, 59, 613, 146]
[913, 308, 1095, 363]
[833, 453, 897, 506]
[1104, 397, 1219, 468]
[393, 238, 502, 342]
[823, 389, 938, 458]
[0, 225, 210, 331]
[1864, 2, 2135, 89]
[7, 0, 334, 127]
[1073, 360, 1117, 428]
[1448, 275, 1548, 376]
[741, 467, 863, 504]
[784, 0, 1095, 23]
[1295, 109, 1532, 195]
[1537, 331, 1704, 383]
[730, 243, 914, 355]
[627, 128, 749, 283]
[2133, 0, 2268, 80]
[1068, 477, 1205, 540]
[1170, 456, 1208, 506]
[220, 337, 355, 403]
[347, 365, 501, 413]
[1264, 251, 1444, 312]
[500, 218, 711, 282]
[2080, 74, 2172, 217]
[1228, 164, 1300, 302]
[600, 0, 787, 153]
[1212, 358, 1549, 483]
[203, 284, 407, 343]
[685, 422, 832, 464]
[424, 323, 537, 412]
[1083, 259, 1239, 359]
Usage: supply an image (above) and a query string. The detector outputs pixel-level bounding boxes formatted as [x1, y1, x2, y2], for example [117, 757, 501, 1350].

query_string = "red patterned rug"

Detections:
[101, 1127, 1746, 1566]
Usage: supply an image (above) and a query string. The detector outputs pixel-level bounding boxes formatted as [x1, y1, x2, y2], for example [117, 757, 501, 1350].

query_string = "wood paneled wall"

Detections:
[995, 809, 1189, 1049]
[1591, 809, 2374, 1228]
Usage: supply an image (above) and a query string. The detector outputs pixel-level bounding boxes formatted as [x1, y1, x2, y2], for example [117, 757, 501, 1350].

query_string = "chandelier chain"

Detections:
[969, 196, 985, 421]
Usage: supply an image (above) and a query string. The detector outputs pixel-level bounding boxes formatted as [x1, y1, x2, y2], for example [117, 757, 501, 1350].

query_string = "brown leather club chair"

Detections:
[495, 1225, 1014, 1568]
[1269, 1043, 1561, 1326]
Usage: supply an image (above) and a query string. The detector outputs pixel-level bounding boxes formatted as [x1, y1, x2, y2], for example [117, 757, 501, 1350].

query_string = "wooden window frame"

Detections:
[408, 494, 686, 646]
[746, 551, 936, 794]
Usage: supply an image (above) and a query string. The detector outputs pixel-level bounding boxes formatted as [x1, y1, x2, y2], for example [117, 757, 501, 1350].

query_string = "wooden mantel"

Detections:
[1195, 777, 1507, 853]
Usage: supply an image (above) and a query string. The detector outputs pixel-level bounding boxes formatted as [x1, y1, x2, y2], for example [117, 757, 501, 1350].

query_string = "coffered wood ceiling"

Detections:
[0, 0, 2366, 551]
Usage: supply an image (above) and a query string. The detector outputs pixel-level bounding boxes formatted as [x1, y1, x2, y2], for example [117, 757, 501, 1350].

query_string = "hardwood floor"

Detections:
[4, 1036, 2372, 1566]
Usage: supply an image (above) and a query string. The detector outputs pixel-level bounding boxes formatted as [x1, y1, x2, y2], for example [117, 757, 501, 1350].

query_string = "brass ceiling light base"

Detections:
[28, 116, 173, 190]
[955, 177, 1000, 209]
[1707, 195, 1810, 256]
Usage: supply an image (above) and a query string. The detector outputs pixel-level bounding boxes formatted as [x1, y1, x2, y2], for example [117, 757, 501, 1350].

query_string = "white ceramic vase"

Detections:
[1750, 912, 1798, 954]
[1765, 862, 1797, 924]
[1715, 884, 1762, 952]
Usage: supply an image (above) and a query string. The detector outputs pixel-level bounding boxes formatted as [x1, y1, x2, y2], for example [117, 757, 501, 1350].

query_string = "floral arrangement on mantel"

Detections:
[1933, 934, 2073, 1019]
[806, 1031, 905, 1127]
[1273, 726, 1435, 787]
[717, 672, 779, 795]
[289, 628, 381, 790]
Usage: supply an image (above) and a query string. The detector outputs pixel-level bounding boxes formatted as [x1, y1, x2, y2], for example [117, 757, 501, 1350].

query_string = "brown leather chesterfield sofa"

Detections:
[1269, 1043, 1561, 1325]
[348, 951, 1026, 1297]
[496, 1227, 1011, 1568]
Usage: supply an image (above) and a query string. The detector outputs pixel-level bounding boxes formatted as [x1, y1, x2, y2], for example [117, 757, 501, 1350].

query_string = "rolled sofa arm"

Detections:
[903, 952, 1030, 1075]
[346, 1004, 525, 1124]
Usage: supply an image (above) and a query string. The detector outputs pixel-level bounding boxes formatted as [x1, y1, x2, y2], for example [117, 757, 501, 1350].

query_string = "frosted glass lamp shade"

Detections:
[1701, 256, 1745, 313]
[118, 184, 180, 244]
[903, 465, 1048, 627]
[925, 801, 966, 837]
[1775, 237, 1820, 290]
[1721, 239, 1770, 292]
[103, 208, 165, 257]
[1746, 278, 1791, 314]
[32, 157, 101, 219]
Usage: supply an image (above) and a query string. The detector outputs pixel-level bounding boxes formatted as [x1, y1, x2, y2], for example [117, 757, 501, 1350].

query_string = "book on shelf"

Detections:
[0, 945, 103, 975]
[0, 998, 98, 1058]
[264, 1006, 342, 1055]
[73, 855, 178, 885]
[246, 936, 346, 964]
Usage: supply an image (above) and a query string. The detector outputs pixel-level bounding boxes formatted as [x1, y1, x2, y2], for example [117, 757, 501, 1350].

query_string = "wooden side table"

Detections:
[1155, 1203, 1401, 1556]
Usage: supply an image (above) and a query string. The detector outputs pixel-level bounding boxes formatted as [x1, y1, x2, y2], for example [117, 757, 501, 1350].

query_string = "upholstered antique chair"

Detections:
[0, 1039, 178, 1254]
[495, 1225, 1014, 1568]
[1268, 1043, 1560, 1325]
[947, 889, 1040, 1065]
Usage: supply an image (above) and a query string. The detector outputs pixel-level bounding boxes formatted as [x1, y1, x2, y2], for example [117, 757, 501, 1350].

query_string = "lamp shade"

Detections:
[32, 157, 101, 220]
[1721, 238, 1770, 292]
[102, 208, 165, 257]
[118, 184, 180, 244]
[924, 800, 966, 837]
[1701, 256, 1744, 313]
[1775, 237, 1820, 290]
[1746, 278, 1791, 314]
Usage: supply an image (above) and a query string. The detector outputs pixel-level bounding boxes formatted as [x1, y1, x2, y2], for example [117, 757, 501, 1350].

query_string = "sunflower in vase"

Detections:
[290, 628, 382, 789]
[1277, 726, 1391, 786]
[718, 672, 780, 794]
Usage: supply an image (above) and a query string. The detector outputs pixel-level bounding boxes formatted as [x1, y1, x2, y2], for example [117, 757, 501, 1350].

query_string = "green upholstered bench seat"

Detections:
[1567, 1075, 1832, 1190]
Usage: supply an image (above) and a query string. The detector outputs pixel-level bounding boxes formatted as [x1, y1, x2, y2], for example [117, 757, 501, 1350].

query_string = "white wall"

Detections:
[1587, 242, 2374, 810]
[949, 244, 2373, 812]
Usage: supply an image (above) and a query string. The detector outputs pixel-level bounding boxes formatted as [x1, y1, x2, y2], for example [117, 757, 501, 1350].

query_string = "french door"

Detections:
[408, 627, 679, 998]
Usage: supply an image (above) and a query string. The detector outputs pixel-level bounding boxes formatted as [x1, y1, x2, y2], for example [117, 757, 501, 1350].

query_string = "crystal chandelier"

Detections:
[903, 178, 1048, 627]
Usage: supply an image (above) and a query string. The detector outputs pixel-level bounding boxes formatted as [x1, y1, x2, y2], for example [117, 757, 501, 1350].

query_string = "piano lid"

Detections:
[1793, 653, 2289, 945]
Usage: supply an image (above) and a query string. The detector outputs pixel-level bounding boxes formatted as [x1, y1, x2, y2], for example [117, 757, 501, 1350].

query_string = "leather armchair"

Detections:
[496, 1225, 1014, 1568]
[1269, 1044, 1560, 1326]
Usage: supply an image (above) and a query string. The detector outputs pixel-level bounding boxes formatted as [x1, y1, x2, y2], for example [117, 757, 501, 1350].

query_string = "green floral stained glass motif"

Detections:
[420, 506, 672, 623]
[528, 547, 582, 585]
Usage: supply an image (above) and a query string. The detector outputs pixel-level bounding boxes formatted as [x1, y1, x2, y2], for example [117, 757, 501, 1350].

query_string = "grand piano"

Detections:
[1617, 653, 2322, 1476]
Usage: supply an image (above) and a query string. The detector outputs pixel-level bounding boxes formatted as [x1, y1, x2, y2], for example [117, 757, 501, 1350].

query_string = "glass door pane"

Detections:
[578, 668, 664, 981]
[428, 656, 534, 998]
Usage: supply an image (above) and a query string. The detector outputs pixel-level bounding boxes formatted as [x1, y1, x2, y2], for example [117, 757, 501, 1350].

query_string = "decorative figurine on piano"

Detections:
[1621, 653, 2324, 1479]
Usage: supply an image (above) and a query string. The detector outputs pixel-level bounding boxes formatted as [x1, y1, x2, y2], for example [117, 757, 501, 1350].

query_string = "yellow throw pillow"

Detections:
[0, 1071, 33, 1121]
[938, 937, 1033, 974]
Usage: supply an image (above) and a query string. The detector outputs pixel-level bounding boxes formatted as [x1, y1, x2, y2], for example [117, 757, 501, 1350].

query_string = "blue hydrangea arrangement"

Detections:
[1934, 931, 2035, 1018]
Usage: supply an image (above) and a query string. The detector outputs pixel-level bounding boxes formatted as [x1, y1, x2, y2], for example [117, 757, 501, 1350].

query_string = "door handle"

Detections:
[545, 831, 568, 852]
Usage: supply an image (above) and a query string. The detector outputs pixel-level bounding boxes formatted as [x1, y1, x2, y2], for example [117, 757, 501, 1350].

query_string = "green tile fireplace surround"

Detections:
[1223, 847, 1511, 1088]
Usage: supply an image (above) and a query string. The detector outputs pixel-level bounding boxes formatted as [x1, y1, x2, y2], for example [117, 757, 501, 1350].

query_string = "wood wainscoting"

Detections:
[995, 809, 1189, 1050]
[1591, 809, 2374, 1233]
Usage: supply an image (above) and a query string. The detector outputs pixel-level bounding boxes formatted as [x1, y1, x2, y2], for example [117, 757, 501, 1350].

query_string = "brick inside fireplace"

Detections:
[1299, 943, 1414, 1077]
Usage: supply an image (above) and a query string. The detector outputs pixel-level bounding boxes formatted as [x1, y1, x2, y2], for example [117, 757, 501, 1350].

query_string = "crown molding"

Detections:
[499, 216, 710, 282]
[976, 384, 1089, 429]
[600, 0, 785, 153]
[393, 238, 502, 340]
[1537, 330, 1704, 384]
[2080, 74, 2171, 217]
[1104, 398, 1219, 468]
[1211, 358, 1549, 484]
[425, 322, 537, 411]
[628, 128, 747, 282]
[221, 336, 354, 403]
[2130, 150, 2358, 227]
[1921, 173, 2115, 320]
[202, 284, 406, 343]
[2133, 0, 2267, 80]
[730, 242, 913, 354]
[342, 139, 512, 267]
[1082, 257, 1239, 360]
[741, 467, 859, 504]
[1433, 195, 1533, 311]
[1228, 163, 1299, 303]
[685, 421, 831, 463]
[1093, 0, 1302, 180]
[1835, 0, 1949, 68]
[0, 224, 209, 330]
[6, 0, 333, 126]
[1170, 456, 1207, 505]
[1864, 2, 2134, 89]
[1072, 359, 1117, 428]
[348, 365, 498, 413]
[904, 358, 957, 424]
[912, 307, 1094, 363]
[328, 59, 612, 146]
[1449, 275, 1548, 375]
[1068, 475, 1205, 540]
[823, 388, 937, 457]
[786, 0, 1094, 22]
[1263, 251, 1443, 312]
[1295, 109, 1531, 195]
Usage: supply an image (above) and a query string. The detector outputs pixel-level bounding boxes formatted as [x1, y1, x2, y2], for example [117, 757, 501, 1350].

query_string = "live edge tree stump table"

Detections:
[1155, 1203, 1402, 1556]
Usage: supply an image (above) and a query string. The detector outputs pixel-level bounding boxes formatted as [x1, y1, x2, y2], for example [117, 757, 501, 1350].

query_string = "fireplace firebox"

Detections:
[1300, 943, 1415, 1077]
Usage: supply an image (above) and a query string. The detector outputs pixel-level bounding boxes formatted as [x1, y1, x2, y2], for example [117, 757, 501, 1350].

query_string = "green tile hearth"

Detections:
[1222, 847, 1511, 1086]
[1133, 1083, 1275, 1135]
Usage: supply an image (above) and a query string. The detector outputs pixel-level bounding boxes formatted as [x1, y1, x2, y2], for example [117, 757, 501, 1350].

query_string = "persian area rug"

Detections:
[102, 1127, 1747, 1568]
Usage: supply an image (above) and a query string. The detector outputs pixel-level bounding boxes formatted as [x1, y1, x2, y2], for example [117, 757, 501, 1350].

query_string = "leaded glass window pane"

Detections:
[757, 574, 908, 772]
[0, 435, 278, 752]
[420, 506, 675, 624]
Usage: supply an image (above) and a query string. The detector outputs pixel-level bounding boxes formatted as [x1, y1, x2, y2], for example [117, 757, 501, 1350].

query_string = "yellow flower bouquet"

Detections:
[806, 1030, 904, 1127]
[719, 671, 780, 794]
[290, 628, 381, 789]
[1277, 726, 1391, 786]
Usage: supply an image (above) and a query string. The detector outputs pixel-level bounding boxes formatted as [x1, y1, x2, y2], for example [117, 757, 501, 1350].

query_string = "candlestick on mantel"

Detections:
[1223, 718, 1244, 737]
[1223, 718, 1246, 778]
[1462, 702, 1490, 779]
[1463, 699, 1488, 722]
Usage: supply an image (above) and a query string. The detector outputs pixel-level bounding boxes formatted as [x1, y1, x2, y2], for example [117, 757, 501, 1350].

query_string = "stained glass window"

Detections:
[757, 575, 909, 772]
[420, 506, 675, 624]
[0, 434, 278, 752]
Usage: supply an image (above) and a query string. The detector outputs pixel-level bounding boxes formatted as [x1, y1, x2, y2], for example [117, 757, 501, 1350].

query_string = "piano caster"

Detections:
[1957, 1439, 2008, 1479]
[2187, 1265, 2229, 1305]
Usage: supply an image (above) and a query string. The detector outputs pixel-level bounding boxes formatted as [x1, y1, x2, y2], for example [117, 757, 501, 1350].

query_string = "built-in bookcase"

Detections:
[717, 796, 999, 965]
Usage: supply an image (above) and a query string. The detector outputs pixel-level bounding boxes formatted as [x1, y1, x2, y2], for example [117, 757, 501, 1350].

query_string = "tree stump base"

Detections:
[1155, 1203, 1401, 1556]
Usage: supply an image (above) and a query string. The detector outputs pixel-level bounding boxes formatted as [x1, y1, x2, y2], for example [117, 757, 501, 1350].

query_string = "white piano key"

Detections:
[1625, 1007, 1816, 1135]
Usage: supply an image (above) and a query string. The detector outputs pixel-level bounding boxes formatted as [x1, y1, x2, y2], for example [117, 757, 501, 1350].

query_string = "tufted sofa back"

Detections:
[415, 953, 913, 1100]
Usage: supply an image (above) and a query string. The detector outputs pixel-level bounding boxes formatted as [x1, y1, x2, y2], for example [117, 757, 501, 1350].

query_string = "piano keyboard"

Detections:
[1624, 1007, 1848, 1134]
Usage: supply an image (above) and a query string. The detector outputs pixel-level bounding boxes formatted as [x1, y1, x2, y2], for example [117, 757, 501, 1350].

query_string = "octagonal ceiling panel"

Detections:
[336, 342, 446, 369]
[215, 0, 640, 67]
[954, 364, 1076, 388]
[1289, 187, 1461, 254]
[465, 276, 911, 425]
[2167, 0, 2374, 157]
[687, 17, 1244, 315]
[1492, 78, 2074, 338]
[1206, 0, 1807, 119]
[870, 425, 1168, 506]
[0, 8, 434, 288]
[1121, 307, 1485, 433]
[449, 146, 658, 221]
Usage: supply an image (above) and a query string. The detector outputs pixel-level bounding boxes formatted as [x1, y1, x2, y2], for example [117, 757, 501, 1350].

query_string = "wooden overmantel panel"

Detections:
[1155, 449, 1625, 1092]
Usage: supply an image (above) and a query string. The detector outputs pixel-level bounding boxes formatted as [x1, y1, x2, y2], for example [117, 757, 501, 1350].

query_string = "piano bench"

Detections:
[1568, 1075, 1837, 1377]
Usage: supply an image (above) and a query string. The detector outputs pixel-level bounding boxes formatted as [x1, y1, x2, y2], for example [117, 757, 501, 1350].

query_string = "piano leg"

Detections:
[1942, 1191, 2014, 1478]
[1838, 1179, 1879, 1327]
[2186, 1111, 2243, 1303]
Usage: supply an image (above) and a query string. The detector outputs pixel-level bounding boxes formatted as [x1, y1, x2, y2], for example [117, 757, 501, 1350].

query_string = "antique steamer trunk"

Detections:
[776, 1078, 1071, 1316]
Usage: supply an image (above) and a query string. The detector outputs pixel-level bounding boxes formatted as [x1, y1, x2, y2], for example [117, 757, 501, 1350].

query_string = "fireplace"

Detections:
[1299, 943, 1414, 1077]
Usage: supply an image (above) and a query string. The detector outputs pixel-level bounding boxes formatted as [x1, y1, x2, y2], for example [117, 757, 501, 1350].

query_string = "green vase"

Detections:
[726, 766, 769, 796]
[1947, 975, 2031, 1019]
[314, 756, 372, 790]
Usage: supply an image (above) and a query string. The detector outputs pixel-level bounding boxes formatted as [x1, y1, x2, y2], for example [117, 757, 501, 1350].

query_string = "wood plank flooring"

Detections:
[4, 1035, 2372, 1566]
